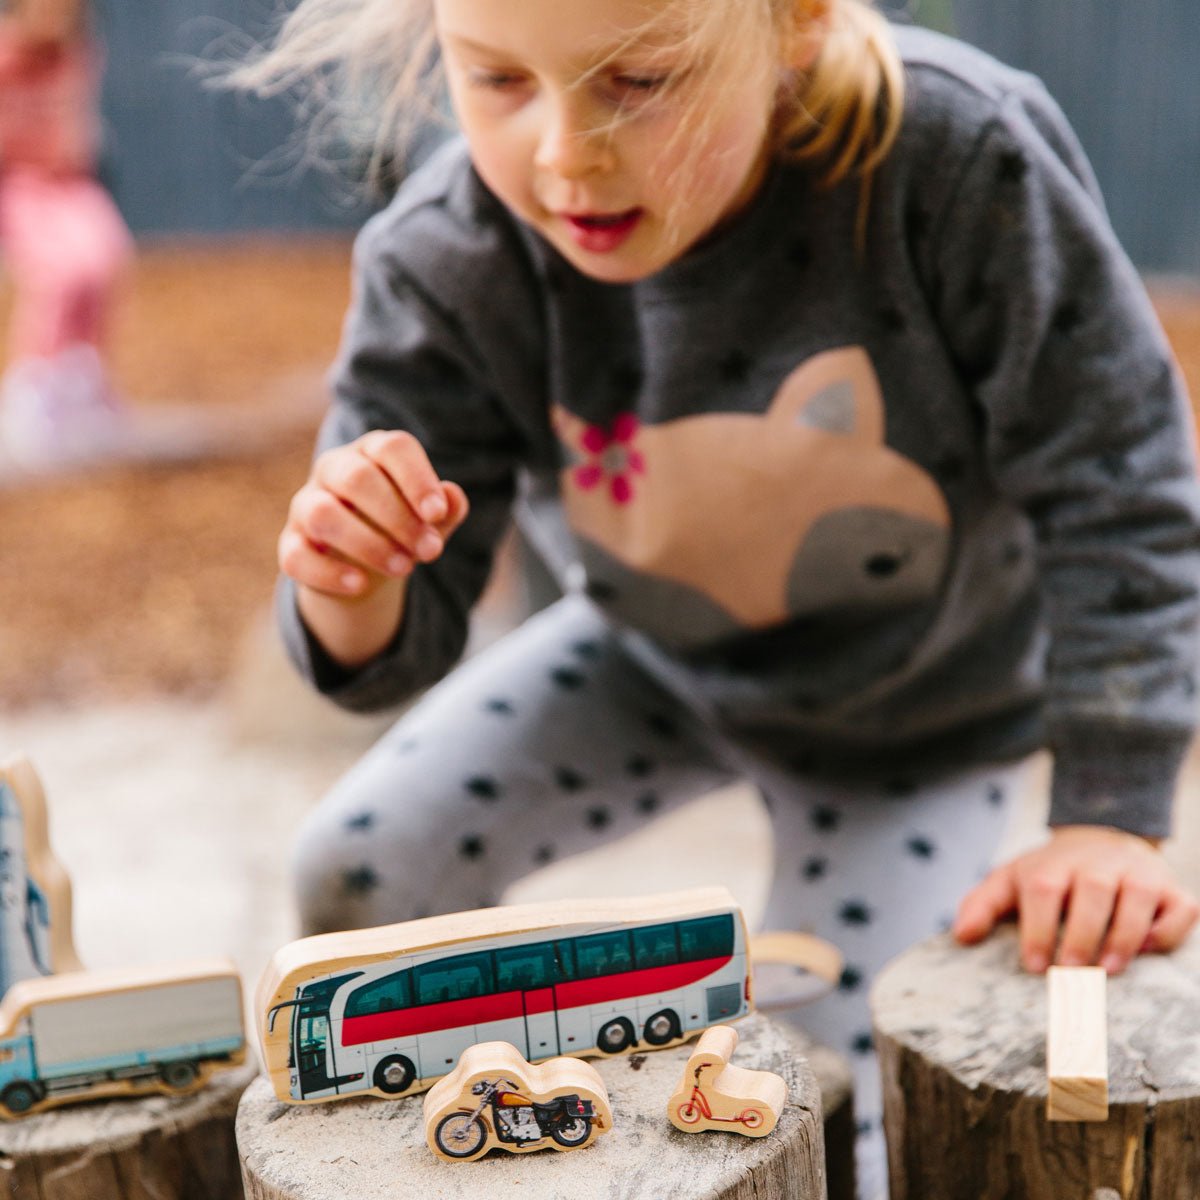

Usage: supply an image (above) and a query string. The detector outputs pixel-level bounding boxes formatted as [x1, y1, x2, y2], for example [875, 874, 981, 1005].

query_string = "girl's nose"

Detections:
[533, 97, 614, 179]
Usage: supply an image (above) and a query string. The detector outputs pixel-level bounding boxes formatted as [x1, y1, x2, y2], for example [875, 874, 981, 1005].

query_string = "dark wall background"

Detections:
[97, 0, 1199, 274]
[96, 0, 377, 235]
[948, 1, 1200, 276]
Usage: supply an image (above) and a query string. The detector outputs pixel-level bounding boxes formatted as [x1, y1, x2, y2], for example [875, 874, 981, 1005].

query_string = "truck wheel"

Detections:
[2, 1081, 42, 1115]
[160, 1060, 200, 1090]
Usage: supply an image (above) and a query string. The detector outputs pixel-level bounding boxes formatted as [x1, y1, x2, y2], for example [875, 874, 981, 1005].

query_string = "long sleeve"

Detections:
[278, 162, 546, 712]
[930, 81, 1200, 836]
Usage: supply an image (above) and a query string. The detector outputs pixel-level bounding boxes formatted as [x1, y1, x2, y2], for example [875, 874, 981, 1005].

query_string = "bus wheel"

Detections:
[597, 1017, 635, 1054]
[160, 1060, 199, 1090]
[373, 1055, 415, 1094]
[1, 1081, 42, 1115]
[434, 1112, 488, 1159]
[643, 1009, 681, 1046]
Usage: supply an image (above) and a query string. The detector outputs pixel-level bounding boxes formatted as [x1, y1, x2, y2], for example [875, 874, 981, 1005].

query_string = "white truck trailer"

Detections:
[0, 959, 245, 1116]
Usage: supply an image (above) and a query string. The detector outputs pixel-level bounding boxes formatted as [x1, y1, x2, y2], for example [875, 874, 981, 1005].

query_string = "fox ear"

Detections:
[796, 380, 856, 434]
[772, 347, 884, 443]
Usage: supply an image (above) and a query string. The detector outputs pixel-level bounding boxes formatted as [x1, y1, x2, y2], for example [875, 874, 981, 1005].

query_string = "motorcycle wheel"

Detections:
[434, 1112, 489, 1159]
[551, 1115, 592, 1147]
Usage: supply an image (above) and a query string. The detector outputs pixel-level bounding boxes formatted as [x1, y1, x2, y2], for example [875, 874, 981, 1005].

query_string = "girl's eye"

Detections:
[468, 70, 526, 91]
[612, 73, 671, 94]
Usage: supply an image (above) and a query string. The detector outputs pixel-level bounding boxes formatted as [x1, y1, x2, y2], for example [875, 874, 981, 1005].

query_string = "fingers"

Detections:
[1016, 870, 1069, 974]
[281, 432, 470, 597]
[1143, 888, 1200, 954]
[952, 866, 1018, 945]
[1056, 871, 1118, 968]
[1096, 878, 1160, 973]
[358, 430, 449, 526]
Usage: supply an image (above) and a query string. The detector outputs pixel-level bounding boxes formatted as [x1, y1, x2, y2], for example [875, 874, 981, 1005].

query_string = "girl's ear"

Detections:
[782, 0, 830, 71]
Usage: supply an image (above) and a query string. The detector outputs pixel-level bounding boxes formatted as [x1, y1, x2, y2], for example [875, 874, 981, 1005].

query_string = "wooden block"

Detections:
[423, 1041, 611, 1161]
[667, 1024, 786, 1137]
[0, 959, 247, 1118]
[256, 886, 752, 1106]
[1046, 965, 1109, 1121]
[0, 755, 82, 994]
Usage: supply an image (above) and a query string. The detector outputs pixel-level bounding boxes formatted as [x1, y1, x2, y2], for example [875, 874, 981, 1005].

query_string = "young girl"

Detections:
[244, 0, 1200, 1192]
[0, 0, 131, 468]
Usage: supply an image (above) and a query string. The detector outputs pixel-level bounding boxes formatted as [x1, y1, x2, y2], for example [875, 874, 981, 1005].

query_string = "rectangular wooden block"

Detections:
[1046, 965, 1108, 1121]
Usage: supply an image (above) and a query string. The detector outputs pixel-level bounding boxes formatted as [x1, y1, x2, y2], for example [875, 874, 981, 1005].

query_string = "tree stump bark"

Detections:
[238, 1012, 832, 1199]
[872, 928, 1200, 1199]
[0, 1063, 256, 1200]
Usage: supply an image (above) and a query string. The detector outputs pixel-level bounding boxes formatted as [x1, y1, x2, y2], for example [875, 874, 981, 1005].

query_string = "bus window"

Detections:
[413, 951, 494, 1005]
[554, 940, 576, 981]
[633, 923, 680, 970]
[494, 942, 557, 992]
[345, 970, 412, 1017]
[678, 914, 735, 961]
[575, 930, 633, 979]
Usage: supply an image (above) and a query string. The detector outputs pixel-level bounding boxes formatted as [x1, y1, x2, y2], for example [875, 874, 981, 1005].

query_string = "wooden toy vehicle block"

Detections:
[256, 887, 752, 1106]
[667, 1024, 786, 1137]
[0, 958, 247, 1118]
[0, 755, 82, 994]
[423, 1041, 611, 1161]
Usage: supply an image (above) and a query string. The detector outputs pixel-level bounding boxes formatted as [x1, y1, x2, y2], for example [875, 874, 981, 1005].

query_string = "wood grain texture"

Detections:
[1046, 966, 1108, 1122]
[872, 928, 1200, 1199]
[239, 1011, 827, 1200]
[0, 1061, 256, 1200]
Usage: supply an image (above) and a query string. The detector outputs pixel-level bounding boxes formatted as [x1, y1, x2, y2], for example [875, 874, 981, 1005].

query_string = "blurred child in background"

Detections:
[0, 0, 131, 468]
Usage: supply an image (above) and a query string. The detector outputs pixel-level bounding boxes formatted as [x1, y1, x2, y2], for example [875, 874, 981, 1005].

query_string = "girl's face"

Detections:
[436, 0, 784, 283]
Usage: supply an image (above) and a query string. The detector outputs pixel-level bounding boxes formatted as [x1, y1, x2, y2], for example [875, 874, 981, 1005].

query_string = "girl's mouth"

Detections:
[561, 209, 643, 252]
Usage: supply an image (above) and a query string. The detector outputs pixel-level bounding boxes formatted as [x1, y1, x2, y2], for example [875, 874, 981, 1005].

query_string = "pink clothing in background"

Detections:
[0, 166, 130, 357]
[0, 31, 131, 360]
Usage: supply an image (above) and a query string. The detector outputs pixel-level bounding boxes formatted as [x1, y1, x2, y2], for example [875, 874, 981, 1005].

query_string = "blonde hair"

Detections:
[234, 0, 903, 207]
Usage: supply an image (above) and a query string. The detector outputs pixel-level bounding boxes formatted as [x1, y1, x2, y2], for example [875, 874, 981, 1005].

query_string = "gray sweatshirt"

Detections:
[280, 26, 1200, 838]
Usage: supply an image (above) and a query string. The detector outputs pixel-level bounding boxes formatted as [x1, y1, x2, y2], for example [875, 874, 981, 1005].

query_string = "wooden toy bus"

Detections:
[257, 887, 751, 1105]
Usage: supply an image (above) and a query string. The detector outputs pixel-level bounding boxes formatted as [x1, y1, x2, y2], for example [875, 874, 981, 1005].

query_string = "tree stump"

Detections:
[872, 928, 1200, 1199]
[238, 1012, 832, 1199]
[0, 1063, 257, 1200]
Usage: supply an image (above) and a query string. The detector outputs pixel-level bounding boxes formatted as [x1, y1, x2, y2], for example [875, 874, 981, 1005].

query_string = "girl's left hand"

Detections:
[952, 825, 1200, 975]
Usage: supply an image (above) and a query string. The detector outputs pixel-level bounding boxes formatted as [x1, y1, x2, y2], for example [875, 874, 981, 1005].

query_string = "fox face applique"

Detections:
[552, 347, 952, 647]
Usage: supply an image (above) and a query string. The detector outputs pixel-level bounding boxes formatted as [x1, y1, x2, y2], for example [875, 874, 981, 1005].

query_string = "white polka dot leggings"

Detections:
[293, 596, 1025, 1200]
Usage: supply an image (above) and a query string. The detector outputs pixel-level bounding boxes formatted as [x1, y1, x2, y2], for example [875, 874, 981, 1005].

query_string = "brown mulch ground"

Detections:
[0, 238, 351, 711]
[0, 247, 1198, 713]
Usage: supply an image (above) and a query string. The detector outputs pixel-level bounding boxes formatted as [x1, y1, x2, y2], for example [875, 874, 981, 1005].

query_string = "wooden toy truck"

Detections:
[0, 959, 247, 1117]
[257, 887, 752, 1105]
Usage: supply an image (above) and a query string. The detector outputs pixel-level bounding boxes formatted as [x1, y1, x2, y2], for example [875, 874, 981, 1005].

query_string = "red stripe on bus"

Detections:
[339, 956, 730, 1047]
[343, 991, 525, 1045]
[554, 956, 729, 1010]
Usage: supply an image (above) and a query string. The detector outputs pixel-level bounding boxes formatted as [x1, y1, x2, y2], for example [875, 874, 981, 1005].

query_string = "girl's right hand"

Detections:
[279, 430, 469, 600]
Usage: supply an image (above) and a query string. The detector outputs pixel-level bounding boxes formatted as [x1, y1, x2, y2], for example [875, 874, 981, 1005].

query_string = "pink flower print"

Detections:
[573, 412, 645, 505]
